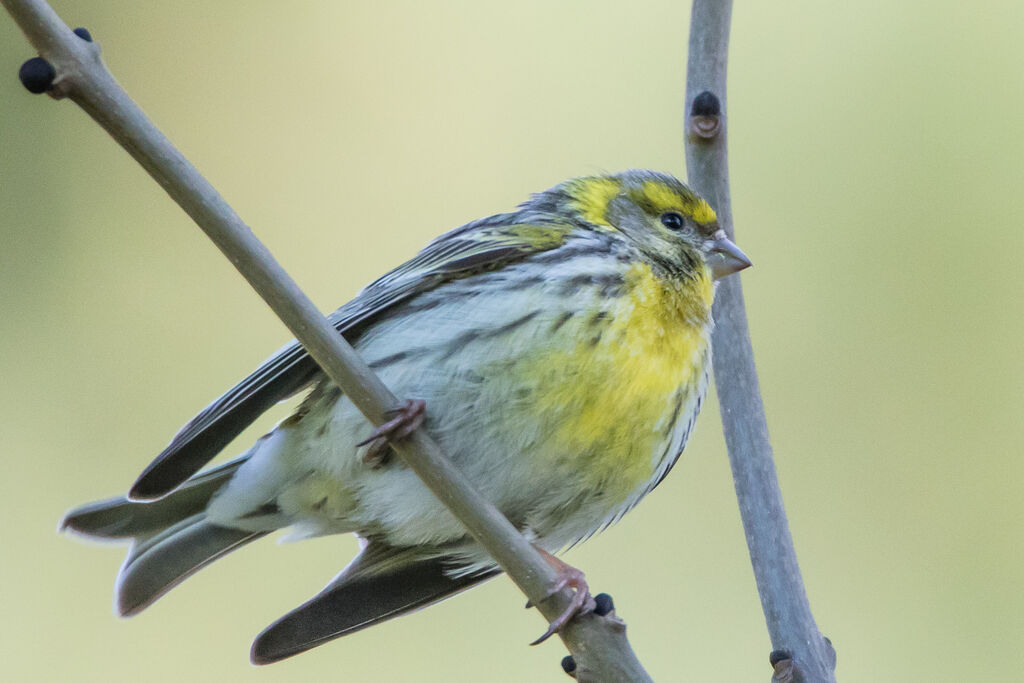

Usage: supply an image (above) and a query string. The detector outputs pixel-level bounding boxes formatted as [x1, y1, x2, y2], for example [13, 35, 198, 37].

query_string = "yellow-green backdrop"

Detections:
[2, 1, 1021, 681]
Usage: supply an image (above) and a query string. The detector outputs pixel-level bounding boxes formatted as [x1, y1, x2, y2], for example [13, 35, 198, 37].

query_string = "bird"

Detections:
[61, 169, 751, 664]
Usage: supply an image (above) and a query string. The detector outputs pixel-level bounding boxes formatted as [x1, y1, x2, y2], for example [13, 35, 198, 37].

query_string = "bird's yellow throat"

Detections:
[518, 261, 713, 497]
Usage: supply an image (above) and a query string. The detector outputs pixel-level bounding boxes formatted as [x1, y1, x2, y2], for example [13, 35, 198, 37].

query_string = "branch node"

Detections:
[771, 656, 797, 683]
[689, 89, 722, 139]
[823, 636, 837, 669]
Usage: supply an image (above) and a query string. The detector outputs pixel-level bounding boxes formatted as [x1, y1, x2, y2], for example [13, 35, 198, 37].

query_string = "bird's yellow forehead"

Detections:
[569, 176, 717, 227]
[633, 180, 717, 226]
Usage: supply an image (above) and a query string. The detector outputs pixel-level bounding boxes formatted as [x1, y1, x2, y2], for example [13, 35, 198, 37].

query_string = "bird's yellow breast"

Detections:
[517, 262, 713, 499]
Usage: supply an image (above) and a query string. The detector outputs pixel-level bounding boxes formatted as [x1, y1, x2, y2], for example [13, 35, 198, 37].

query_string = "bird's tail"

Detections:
[61, 455, 268, 616]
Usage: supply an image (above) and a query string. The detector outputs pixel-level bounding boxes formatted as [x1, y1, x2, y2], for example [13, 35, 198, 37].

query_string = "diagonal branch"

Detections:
[684, 1, 837, 681]
[2, 0, 651, 679]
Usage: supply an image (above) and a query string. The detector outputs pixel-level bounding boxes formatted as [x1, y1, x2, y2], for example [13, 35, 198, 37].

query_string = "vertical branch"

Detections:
[684, 1, 837, 681]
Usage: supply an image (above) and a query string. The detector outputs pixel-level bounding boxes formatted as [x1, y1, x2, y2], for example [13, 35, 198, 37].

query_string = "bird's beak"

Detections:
[706, 230, 752, 279]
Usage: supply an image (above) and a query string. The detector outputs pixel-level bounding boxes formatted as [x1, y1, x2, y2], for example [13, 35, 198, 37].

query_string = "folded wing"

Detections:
[129, 217, 577, 500]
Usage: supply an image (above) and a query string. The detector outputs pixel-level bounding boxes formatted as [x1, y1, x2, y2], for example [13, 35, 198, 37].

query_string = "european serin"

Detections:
[62, 169, 751, 663]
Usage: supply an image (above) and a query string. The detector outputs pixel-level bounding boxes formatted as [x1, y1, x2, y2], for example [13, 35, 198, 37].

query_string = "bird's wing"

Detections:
[250, 541, 499, 664]
[129, 217, 577, 500]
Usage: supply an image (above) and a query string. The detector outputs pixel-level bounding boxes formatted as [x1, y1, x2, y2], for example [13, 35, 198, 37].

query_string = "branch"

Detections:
[2, 1, 651, 679]
[684, 1, 837, 681]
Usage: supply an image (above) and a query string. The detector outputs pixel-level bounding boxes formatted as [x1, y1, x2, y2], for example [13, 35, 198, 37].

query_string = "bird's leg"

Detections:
[529, 547, 595, 645]
[358, 399, 426, 466]
[361, 440, 391, 469]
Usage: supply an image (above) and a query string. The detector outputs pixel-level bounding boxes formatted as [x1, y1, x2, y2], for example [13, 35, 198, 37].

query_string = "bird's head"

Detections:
[552, 170, 751, 280]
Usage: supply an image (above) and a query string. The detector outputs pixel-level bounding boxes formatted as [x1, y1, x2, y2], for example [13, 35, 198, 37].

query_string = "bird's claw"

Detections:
[357, 399, 426, 449]
[530, 560, 594, 645]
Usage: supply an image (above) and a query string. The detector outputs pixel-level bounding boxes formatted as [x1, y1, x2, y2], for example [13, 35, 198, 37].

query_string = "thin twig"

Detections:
[684, 1, 837, 681]
[1, 0, 652, 679]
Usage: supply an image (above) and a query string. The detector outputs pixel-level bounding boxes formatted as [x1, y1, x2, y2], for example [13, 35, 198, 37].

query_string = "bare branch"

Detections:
[2, 0, 652, 678]
[684, 1, 837, 681]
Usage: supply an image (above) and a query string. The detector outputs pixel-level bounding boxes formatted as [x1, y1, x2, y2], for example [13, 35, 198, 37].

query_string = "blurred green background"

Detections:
[2, 1, 1022, 680]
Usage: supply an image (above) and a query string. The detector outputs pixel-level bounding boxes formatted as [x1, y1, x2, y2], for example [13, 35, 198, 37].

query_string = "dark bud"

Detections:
[593, 593, 614, 616]
[561, 655, 577, 675]
[689, 90, 722, 139]
[73, 27, 93, 42]
[691, 90, 721, 117]
[769, 650, 792, 667]
[18, 57, 55, 94]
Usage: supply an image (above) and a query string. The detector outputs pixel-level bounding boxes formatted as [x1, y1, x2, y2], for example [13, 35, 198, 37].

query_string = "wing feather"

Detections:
[129, 218, 576, 500]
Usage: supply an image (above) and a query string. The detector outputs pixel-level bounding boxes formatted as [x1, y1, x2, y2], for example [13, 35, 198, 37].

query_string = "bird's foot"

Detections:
[529, 548, 595, 645]
[358, 399, 426, 467]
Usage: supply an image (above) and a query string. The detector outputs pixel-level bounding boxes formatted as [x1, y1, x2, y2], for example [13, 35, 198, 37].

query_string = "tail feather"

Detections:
[60, 454, 271, 616]
[117, 516, 267, 616]
[61, 457, 246, 539]
[251, 542, 499, 664]
[64, 455, 500, 658]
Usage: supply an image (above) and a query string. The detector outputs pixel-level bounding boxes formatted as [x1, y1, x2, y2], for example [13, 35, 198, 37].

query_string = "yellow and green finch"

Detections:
[62, 170, 751, 663]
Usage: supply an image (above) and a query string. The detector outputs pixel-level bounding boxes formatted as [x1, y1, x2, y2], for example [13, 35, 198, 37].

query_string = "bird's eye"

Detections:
[660, 212, 685, 231]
